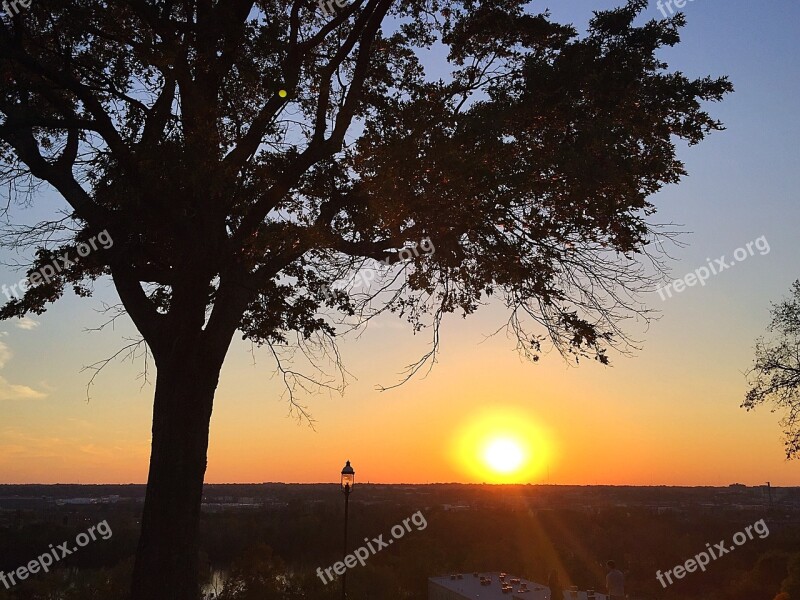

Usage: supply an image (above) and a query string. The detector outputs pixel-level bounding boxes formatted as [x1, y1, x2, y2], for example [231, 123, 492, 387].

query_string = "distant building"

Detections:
[441, 503, 470, 511]
[657, 506, 681, 515]
[428, 572, 608, 600]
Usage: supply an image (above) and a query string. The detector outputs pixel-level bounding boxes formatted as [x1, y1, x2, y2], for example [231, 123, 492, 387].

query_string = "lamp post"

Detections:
[340, 460, 355, 600]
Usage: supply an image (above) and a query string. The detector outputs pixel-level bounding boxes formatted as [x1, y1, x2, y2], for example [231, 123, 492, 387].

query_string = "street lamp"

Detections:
[341, 460, 355, 491]
[341, 460, 355, 600]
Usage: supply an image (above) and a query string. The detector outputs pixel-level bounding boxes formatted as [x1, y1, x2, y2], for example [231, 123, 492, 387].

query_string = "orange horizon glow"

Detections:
[1, 292, 799, 487]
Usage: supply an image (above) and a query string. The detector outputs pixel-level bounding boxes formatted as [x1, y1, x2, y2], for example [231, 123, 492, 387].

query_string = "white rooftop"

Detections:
[428, 572, 608, 600]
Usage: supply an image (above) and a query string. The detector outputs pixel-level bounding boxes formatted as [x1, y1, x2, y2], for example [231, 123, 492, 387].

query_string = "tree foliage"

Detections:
[0, 0, 731, 379]
[744, 281, 800, 459]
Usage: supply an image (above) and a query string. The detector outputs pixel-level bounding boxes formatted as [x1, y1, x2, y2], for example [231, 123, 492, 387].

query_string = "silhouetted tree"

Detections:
[217, 544, 305, 600]
[782, 553, 800, 600]
[744, 280, 800, 458]
[0, 0, 730, 597]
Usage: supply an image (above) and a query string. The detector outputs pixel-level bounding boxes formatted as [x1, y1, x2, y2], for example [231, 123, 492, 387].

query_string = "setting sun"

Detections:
[483, 437, 525, 474]
[452, 407, 555, 483]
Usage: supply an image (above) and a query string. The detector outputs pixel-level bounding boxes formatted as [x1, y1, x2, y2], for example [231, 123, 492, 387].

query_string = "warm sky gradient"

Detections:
[1, 0, 799, 486]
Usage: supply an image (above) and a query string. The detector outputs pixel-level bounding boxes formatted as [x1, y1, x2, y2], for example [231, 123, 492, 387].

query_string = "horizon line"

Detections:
[0, 481, 791, 488]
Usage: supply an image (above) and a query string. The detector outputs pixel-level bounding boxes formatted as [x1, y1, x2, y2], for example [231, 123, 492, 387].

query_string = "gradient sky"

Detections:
[1, 0, 799, 486]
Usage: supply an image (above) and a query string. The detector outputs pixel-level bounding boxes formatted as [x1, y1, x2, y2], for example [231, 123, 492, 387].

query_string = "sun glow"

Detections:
[483, 437, 525, 474]
[452, 407, 555, 483]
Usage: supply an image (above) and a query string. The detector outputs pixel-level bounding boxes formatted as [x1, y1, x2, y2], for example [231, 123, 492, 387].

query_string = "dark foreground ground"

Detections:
[0, 484, 798, 599]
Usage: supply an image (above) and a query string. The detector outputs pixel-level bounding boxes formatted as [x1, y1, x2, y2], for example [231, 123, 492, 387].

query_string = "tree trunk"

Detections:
[130, 335, 223, 600]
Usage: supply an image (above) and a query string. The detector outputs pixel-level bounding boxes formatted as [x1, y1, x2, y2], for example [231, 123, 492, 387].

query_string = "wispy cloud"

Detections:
[0, 341, 47, 399]
[0, 376, 47, 400]
[0, 428, 150, 474]
[0, 342, 11, 368]
[15, 317, 40, 330]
